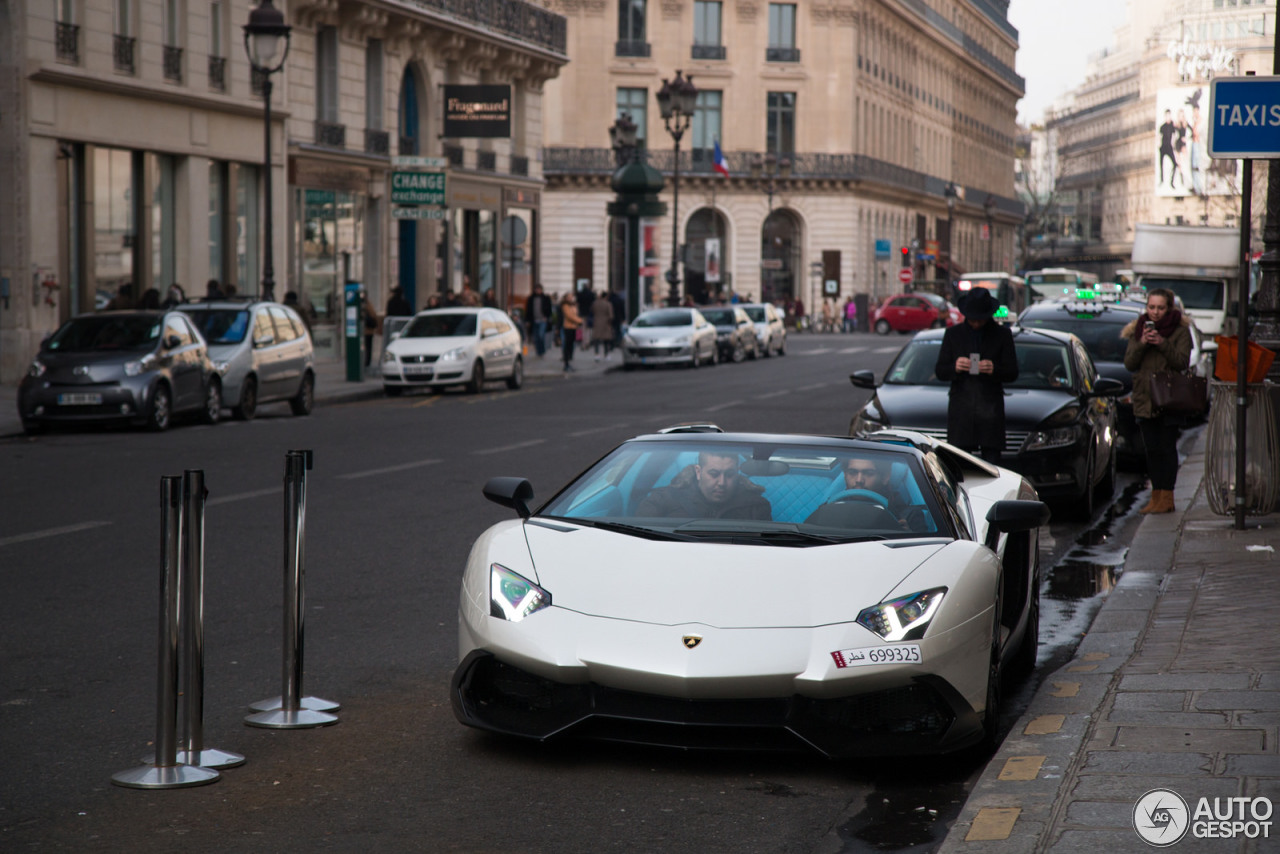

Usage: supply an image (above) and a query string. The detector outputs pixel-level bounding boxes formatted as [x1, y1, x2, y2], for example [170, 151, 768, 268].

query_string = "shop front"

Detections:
[445, 179, 540, 312]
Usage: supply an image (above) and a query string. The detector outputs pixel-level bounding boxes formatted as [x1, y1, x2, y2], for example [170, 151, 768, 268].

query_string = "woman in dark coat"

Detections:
[935, 288, 1019, 463]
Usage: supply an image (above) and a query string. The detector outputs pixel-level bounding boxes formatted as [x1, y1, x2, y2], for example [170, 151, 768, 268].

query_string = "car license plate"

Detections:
[58, 393, 103, 406]
[829, 644, 922, 668]
[404, 365, 433, 376]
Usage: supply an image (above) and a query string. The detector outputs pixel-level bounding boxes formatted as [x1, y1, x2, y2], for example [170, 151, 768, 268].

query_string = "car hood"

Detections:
[35, 349, 152, 382]
[206, 343, 248, 361]
[523, 523, 946, 628]
[872, 384, 1079, 430]
[387, 336, 476, 356]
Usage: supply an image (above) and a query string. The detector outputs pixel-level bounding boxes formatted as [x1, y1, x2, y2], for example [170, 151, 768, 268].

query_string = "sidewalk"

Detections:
[939, 429, 1280, 853]
[0, 344, 618, 437]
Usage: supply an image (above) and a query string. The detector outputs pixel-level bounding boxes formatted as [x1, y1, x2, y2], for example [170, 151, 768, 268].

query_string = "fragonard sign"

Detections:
[443, 85, 511, 138]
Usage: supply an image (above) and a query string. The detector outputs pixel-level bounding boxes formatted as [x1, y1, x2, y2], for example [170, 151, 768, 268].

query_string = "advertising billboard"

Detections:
[1155, 86, 1239, 198]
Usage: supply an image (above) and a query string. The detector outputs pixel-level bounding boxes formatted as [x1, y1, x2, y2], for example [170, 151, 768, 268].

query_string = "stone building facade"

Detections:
[539, 0, 1024, 315]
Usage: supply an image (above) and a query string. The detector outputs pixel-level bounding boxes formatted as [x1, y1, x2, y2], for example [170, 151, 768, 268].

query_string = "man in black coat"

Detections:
[385, 286, 413, 317]
[934, 288, 1018, 464]
[635, 452, 772, 520]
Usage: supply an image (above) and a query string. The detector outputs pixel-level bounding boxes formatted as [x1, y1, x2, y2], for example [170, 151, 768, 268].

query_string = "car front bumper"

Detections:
[381, 359, 471, 388]
[622, 345, 696, 366]
[19, 376, 153, 425]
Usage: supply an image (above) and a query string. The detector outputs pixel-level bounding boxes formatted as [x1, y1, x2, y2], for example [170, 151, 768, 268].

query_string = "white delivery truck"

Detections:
[1130, 223, 1239, 335]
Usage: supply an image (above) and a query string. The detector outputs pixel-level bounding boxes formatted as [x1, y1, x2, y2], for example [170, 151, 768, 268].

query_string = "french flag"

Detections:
[712, 139, 730, 178]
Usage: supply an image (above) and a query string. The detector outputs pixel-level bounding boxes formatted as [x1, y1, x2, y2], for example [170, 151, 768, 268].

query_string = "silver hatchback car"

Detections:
[179, 300, 316, 419]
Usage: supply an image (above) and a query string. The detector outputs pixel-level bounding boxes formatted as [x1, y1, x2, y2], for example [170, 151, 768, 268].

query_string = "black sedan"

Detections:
[699, 306, 759, 363]
[18, 311, 223, 433]
[849, 327, 1123, 519]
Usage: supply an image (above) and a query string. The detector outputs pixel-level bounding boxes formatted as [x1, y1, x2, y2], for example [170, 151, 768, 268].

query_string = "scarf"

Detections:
[1142, 308, 1182, 339]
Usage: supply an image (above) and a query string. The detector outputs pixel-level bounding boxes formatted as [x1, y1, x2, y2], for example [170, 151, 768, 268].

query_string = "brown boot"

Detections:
[1138, 489, 1159, 514]
[1151, 489, 1175, 513]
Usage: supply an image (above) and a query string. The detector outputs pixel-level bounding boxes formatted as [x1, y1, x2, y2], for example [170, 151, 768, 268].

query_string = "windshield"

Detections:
[402, 313, 477, 338]
[743, 307, 767, 322]
[633, 310, 693, 328]
[884, 338, 1075, 390]
[180, 308, 250, 344]
[1020, 315, 1131, 362]
[700, 308, 736, 325]
[1144, 278, 1225, 310]
[537, 439, 945, 543]
[46, 315, 162, 352]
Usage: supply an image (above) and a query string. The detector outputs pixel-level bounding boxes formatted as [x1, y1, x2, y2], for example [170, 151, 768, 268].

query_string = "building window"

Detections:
[365, 40, 389, 155]
[209, 1, 225, 90]
[316, 27, 344, 147]
[766, 92, 795, 154]
[113, 0, 135, 73]
[209, 161, 226, 284]
[235, 165, 260, 294]
[692, 1, 724, 60]
[56, 0, 80, 63]
[617, 0, 649, 57]
[163, 0, 183, 82]
[94, 148, 137, 303]
[767, 4, 799, 62]
[617, 87, 647, 145]
[691, 90, 722, 170]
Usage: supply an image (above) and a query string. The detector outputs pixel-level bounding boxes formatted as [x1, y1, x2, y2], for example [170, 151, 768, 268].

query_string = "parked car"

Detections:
[871, 293, 959, 335]
[179, 299, 315, 419]
[740, 302, 787, 356]
[848, 326, 1123, 519]
[454, 428, 1049, 757]
[380, 307, 523, 395]
[18, 310, 223, 433]
[1016, 296, 1215, 467]
[621, 308, 718, 369]
[699, 305, 759, 362]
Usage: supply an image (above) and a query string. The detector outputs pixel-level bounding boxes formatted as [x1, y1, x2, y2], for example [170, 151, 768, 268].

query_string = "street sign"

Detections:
[392, 206, 447, 220]
[897, 268, 913, 285]
[392, 156, 448, 168]
[391, 171, 446, 205]
[1208, 76, 1280, 158]
[874, 239, 891, 260]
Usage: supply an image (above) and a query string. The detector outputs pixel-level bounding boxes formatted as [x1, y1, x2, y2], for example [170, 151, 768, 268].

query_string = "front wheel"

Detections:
[731, 341, 746, 363]
[200, 379, 222, 425]
[466, 361, 486, 393]
[147, 384, 172, 432]
[874, 319, 892, 335]
[233, 377, 257, 420]
[978, 623, 1004, 754]
[506, 357, 524, 390]
[289, 372, 315, 416]
[1095, 447, 1117, 502]
[1070, 450, 1096, 521]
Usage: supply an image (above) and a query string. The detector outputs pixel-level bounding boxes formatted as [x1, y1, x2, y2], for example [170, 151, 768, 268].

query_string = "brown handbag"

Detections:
[1149, 370, 1208, 415]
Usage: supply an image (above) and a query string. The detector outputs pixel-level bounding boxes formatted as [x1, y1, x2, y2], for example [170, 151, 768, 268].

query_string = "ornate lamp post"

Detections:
[983, 193, 996, 271]
[609, 112, 638, 168]
[944, 182, 958, 283]
[655, 70, 697, 306]
[750, 152, 792, 212]
[243, 0, 291, 302]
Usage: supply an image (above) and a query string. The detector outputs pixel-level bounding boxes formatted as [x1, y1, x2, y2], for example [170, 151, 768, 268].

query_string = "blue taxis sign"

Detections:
[1208, 76, 1280, 158]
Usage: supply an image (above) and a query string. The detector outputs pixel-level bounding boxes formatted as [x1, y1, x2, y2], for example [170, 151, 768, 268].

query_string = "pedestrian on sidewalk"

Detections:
[362, 291, 381, 370]
[591, 290, 615, 360]
[526, 283, 552, 358]
[843, 296, 857, 333]
[935, 288, 1018, 464]
[559, 292, 582, 372]
[1122, 287, 1193, 514]
[386, 285, 412, 318]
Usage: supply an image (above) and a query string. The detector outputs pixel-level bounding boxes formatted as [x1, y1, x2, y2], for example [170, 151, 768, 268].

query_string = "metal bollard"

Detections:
[246, 450, 339, 728]
[112, 477, 219, 789]
[175, 470, 245, 768]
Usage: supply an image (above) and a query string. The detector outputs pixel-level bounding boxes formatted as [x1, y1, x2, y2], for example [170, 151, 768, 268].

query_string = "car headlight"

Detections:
[124, 354, 157, 377]
[439, 346, 470, 362]
[857, 588, 947, 641]
[1023, 426, 1079, 451]
[671, 335, 691, 345]
[490, 564, 551, 622]
[213, 360, 230, 375]
[27, 359, 47, 378]
[381, 349, 398, 364]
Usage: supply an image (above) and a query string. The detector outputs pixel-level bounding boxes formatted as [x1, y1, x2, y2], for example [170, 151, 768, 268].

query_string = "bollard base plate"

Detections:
[244, 708, 339, 729]
[142, 747, 246, 769]
[112, 763, 220, 789]
[249, 695, 340, 713]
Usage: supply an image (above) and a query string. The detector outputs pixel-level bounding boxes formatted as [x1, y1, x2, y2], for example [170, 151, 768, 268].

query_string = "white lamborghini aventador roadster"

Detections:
[451, 427, 1049, 758]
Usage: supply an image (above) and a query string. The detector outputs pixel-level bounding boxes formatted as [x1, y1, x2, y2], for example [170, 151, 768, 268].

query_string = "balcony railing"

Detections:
[399, 135, 419, 156]
[113, 34, 136, 74]
[691, 44, 725, 60]
[511, 155, 529, 176]
[315, 121, 346, 149]
[365, 129, 390, 156]
[56, 22, 80, 64]
[477, 150, 496, 171]
[615, 40, 651, 58]
[412, 0, 567, 55]
[445, 144, 464, 167]
[766, 46, 800, 62]
[163, 46, 183, 82]
[208, 55, 226, 90]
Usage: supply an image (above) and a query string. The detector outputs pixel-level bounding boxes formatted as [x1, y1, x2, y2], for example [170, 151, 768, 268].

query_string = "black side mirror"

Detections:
[849, 370, 876, 389]
[1088, 377, 1125, 397]
[483, 477, 534, 519]
[984, 499, 1051, 549]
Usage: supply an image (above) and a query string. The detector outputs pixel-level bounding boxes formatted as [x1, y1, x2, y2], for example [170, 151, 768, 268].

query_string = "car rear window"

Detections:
[743, 307, 767, 322]
[700, 309, 736, 325]
[633, 310, 692, 328]
[1020, 314, 1130, 362]
[47, 315, 161, 352]
[181, 308, 251, 344]
[402, 313, 477, 337]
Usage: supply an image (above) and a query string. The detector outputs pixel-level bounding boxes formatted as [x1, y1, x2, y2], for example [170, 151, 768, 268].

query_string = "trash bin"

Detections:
[1205, 380, 1280, 516]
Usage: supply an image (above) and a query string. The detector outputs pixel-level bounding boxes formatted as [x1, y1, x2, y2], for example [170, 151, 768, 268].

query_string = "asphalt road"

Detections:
[0, 333, 1123, 853]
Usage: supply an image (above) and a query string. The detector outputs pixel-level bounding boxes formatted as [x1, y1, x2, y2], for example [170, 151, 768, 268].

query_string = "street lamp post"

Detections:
[750, 152, 792, 212]
[984, 194, 996, 271]
[243, 0, 291, 303]
[944, 182, 958, 284]
[655, 70, 697, 306]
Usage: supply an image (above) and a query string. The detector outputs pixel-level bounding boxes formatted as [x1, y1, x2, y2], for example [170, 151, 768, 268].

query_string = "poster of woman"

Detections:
[1155, 86, 1239, 198]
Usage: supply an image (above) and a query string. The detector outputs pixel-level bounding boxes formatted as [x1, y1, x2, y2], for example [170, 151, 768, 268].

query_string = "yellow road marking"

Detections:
[966, 807, 1020, 841]
[998, 755, 1045, 781]
[1067, 664, 1099, 672]
[412, 396, 441, 408]
[1082, 652, 1110, 661]
[1024, 714, 1066, 735]
[1050, 682, 1080, 698]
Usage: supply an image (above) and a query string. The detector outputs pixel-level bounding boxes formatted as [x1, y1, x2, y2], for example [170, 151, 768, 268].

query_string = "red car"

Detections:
[871, 293, 961, 334]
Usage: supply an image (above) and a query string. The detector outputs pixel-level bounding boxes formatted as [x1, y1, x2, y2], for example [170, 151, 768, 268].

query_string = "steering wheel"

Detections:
[1046, 364, 1069, 388]
[826, 488, 889, 507]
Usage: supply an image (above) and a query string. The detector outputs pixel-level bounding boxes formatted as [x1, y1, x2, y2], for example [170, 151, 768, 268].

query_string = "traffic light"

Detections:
[900, 246, 911, 268]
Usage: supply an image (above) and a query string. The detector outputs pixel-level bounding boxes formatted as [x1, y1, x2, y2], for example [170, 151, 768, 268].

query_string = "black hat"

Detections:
[960, 288, 999, 320]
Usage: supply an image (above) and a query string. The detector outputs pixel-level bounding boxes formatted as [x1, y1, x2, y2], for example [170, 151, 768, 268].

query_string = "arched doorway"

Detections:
[683, 207, 728, 304]
[397, 67, 422, 307]
[761, 209, 801, 305]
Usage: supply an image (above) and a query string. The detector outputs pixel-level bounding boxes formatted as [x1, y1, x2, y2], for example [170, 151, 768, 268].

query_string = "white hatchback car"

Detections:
[740, 302, 787, 356]
[621, 307, 718, 368]
[381, 307, 523, 395]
